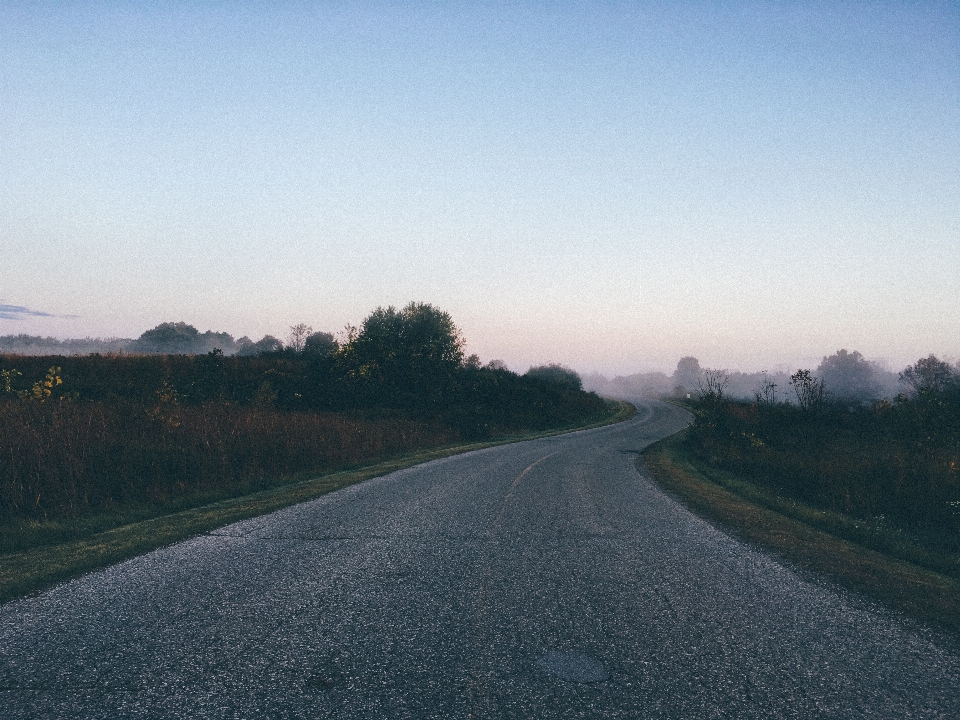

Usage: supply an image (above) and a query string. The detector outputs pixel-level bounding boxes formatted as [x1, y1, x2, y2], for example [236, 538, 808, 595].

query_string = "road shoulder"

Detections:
[643, 430, 960, 641]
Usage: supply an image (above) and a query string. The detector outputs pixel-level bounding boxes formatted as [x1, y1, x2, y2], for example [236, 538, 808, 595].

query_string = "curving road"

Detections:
[2, 399, 959, 718]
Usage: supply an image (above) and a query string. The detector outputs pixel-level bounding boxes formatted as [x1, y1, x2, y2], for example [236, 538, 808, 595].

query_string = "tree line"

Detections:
[0, 319, 333, 357]
[585, 349, 925, 405]
[0, 303, 606, 527]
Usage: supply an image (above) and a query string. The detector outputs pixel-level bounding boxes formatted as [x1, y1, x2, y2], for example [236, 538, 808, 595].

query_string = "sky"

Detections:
[2, 1, 958, 376]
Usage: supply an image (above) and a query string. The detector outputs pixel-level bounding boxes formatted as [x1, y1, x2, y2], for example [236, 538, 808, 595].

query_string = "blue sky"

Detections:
[2, 1, 958, 375]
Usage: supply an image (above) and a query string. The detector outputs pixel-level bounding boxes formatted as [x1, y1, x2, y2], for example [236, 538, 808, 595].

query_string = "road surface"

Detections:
[2, 399, 959, 718]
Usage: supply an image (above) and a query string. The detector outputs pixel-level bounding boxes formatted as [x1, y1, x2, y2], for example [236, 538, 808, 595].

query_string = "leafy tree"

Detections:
[900, 355, 955, 397]
[131, 322, 204, 354]
[816, 349, 880, 403]
[236, 335, 284, 356]
[525, 364, 582, 391]
[897, 357, 959, 445]
[673, 356, 701, 395]
[129, 322, 236, 355]
[338, 302, 464, 406]
[304, 331, 337, 356]
[198, 330, 236, 354]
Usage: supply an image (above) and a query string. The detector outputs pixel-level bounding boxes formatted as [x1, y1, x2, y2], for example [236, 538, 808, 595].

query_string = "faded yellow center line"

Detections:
[468, 450, 560, 717]
[492, 451, 559, 526]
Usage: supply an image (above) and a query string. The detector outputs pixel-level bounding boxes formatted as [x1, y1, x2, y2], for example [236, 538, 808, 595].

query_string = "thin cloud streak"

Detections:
[0, 303, 77, 321]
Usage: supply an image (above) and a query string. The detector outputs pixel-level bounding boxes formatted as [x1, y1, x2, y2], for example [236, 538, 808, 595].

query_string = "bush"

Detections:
[683, 388, 960, 555]
[524, 363, 582, 391]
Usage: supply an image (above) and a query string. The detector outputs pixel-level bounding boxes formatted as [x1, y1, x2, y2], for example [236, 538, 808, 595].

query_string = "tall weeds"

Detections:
[0, 399, 455, 521]
[684, 394, 960, 554]
[0, 354, 607, 525]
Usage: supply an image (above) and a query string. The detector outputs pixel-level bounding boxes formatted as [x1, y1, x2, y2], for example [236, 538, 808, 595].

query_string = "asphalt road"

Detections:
[2, 399, 959, 718]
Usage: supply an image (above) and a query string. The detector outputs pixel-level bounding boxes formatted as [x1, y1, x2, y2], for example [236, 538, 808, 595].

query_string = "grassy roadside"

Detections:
[643, 429, 960, 638]
[1, 400, 634, 605]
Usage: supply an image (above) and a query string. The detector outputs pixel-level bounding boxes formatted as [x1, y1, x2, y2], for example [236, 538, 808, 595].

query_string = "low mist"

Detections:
[582, 349, 954, 406]
[0, 322, 336, 358]
[2, 325, 955, 407]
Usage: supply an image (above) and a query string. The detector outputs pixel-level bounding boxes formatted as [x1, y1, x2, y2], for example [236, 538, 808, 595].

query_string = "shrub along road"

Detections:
[1, 399, 959, 718]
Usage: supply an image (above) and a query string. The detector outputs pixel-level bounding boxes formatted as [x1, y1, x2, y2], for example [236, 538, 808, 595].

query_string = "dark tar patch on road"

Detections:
[536, 651, 610, 683]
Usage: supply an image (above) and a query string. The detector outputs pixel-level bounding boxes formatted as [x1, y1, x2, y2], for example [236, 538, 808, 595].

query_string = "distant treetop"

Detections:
[525, 363, 582, 391]
[130, 322, 237, 355]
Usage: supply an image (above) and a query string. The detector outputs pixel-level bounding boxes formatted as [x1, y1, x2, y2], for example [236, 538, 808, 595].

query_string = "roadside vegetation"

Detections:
[645, 354, 960, 634]
[0, 302, 619, 600]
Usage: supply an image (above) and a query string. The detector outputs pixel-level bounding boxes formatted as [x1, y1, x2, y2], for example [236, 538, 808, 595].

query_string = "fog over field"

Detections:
[2, 3, 957, 376]
[582, 351, 909, 405]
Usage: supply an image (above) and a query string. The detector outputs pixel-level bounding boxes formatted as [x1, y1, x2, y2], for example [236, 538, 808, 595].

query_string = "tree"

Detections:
[304, 331, 336, 356]
[129, 322, 237, 354]
[236, 335, 284, 356]
[525, 364, 582, 391]
[790, 369, 825, 411]
[673, 356, 701, 395]
[198, 330, 236, 354]
[131, 322, 203, 354]
[900, 355, 955, 397]
[288, 324, 312, 353]
[816, 349, 880, 403]
[338, 302, 465, 405]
